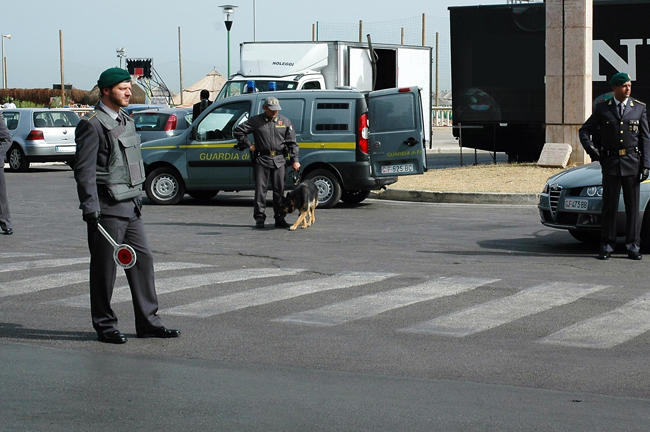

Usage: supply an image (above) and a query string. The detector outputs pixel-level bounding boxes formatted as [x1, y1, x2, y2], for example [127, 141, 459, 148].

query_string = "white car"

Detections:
[1, 108, 80, 171]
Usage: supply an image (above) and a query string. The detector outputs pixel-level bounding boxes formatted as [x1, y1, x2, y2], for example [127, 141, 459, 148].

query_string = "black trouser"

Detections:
[600, 173, 640, 253]
[87, 214, 162, 335]
[0, 159, 10, 230]
[253, 161, 286, 222]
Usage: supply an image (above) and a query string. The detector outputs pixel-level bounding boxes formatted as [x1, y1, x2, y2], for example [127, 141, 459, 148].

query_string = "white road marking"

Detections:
[165, 272, 396, 318]
[0, 262, 209, 299]
[398, 282, 610, 337]
[0, 258, 89, 273]
[0, 270, 89, 298]
[0, 253, 48, 258]
[273, 276, 498, 326]
[540, 293, 650, 348]
[52, 267, 304, 308]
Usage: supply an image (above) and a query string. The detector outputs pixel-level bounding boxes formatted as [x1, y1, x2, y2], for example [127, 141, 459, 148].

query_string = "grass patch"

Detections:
[388, 163, 567, 194]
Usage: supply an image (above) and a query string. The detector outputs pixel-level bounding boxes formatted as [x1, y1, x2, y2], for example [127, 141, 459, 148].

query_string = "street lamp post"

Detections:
[116, 47, 126, 69]
[219, 5, 237, 77]
[2, 34, 11, 89]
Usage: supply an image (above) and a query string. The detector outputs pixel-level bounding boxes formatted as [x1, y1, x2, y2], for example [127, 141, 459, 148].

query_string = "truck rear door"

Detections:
[368, 87, 427, 177]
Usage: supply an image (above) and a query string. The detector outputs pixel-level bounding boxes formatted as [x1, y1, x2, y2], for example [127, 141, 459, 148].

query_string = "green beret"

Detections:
[97, 67, 131, 90]
[610, 72, 631, 86]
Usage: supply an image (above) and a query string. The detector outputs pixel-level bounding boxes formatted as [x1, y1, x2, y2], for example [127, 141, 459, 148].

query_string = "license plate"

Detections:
[55, 146, 75, 153]
[381, 163, 414, 174]
[564, 198, 588, 210]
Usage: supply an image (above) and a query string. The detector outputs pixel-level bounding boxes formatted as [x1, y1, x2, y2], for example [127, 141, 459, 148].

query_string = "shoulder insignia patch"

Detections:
[81, 111, 97, 121]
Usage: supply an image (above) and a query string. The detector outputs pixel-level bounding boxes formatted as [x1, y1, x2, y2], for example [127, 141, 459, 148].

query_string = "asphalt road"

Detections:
[2, 164, 650, 431]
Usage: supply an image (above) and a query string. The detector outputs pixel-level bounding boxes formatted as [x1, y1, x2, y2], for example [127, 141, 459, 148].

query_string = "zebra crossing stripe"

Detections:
[273, 276, 499, 326]
[0, 258, 89, 273]
[398, 282, 610, 337]
[0, 262, 209, 301]
[0, 270, 88, 298]
[0, 253, 48, 258]
[540, 293, 650, 349]
[165, 272, 396, 318]
[53, 267, 304, 308]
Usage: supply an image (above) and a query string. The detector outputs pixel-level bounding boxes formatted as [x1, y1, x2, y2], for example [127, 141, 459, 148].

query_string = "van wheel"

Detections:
[341, 189, 370, 205]
[145, 167, 186, 205]
[305, 169, 342, 209]
[8, 145, 29, 172]
[188, 190, 219, 200]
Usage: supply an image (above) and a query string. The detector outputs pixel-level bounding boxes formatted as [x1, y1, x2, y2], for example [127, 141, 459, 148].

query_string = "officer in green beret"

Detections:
[74, 67, 180, 343]
[579, 72, 650, 260]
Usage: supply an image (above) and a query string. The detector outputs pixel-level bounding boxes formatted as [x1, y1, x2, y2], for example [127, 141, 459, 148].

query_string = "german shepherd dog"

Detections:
[282, 179, 319, 230]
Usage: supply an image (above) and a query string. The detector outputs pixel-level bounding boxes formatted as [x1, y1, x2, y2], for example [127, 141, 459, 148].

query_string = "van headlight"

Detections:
[585, 186, 603, 197]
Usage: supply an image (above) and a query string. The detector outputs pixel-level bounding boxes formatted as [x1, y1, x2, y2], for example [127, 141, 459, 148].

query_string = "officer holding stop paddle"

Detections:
[74, 67, 180, 344]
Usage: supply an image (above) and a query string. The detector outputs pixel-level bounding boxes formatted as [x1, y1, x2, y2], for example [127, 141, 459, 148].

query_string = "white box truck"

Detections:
[216, 41, 433, 143]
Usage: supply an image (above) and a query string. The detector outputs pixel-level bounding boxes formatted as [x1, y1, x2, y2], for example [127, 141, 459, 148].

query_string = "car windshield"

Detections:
[216, 80, 298, 100]
[133, 113, 169, 131]
[33, 111, 80, 128]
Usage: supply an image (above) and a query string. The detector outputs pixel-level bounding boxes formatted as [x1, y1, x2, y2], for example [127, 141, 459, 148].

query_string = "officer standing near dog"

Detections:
[234, 96, 300, 228]
[579, 72, 650, 260]
[74, 67, 180, 343]
[0, 113, 12, 235]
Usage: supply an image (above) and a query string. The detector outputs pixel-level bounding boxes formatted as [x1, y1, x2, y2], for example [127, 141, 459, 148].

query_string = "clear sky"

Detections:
[0, 0, 510, 94]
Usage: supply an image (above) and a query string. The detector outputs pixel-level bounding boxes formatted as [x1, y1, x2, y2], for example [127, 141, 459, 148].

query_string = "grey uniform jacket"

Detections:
[234, 113, 298, 169]
[0, 114, 11, 155]
[579, 98, 650, 177]
[74, 106, 142, 218]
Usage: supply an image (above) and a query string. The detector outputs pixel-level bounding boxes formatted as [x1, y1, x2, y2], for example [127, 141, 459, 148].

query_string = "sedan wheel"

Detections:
[145, 167, 186, 205]
[8, 145, 29, 172]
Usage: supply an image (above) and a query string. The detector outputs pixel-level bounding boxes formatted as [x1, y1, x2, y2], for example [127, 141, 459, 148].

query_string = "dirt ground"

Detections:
[387, 163, 567, 194]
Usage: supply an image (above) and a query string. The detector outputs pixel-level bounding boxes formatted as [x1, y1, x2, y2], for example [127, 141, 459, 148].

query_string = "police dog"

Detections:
[282, 179, 319, 230]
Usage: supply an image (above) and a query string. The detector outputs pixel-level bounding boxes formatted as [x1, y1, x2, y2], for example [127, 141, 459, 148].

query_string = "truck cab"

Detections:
[216, 72, 326, 101]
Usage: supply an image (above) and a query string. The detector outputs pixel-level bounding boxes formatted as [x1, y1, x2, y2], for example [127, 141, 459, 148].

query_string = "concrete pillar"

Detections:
[545, 0, 593, 165]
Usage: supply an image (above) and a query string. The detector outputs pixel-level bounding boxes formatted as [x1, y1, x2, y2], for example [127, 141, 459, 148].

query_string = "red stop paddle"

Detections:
[96, 224, 137, 269]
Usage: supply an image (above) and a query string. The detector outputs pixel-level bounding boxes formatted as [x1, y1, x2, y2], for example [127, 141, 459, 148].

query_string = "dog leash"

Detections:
[289, 169, 301, 186]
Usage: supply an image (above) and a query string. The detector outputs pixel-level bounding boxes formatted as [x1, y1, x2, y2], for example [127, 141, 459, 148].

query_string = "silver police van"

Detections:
[141, 87, 427, 208]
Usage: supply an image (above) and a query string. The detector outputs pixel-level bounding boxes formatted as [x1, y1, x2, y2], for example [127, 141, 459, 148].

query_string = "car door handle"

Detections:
[404, 137, 420, 146]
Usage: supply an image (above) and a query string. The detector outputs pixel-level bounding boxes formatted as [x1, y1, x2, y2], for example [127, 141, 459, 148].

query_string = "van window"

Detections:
[370, 93, 415, 132]
[2, 112, 19, 130]
[197, 101, 251, 141]
[313, 100, 352, 134]
[274, 99, 305, 134]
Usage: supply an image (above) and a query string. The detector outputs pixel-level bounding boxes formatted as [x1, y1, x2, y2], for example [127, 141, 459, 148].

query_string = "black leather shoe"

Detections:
[137, 326, 180, 338]
[598, 251, 610, 260]
[628, 251, 642, 260]
[274, 219, 291, 229]
[2, 228, 12, 235]
[97, 330, 127, 344]
[254, 221, 265, 229]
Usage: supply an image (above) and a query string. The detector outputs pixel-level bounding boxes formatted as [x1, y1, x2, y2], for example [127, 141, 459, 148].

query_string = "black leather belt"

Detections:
[255, 150, 280, 156]
[603, 147, 638, 157]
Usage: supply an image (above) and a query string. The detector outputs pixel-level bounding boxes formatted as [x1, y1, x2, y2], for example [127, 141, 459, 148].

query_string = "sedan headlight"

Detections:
[542, 183, 549, 194]
[585, 186, 603, 197]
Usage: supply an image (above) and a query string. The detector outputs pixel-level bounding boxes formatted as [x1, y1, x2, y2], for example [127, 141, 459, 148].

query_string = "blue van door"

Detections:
[368, 87, 427, 177]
